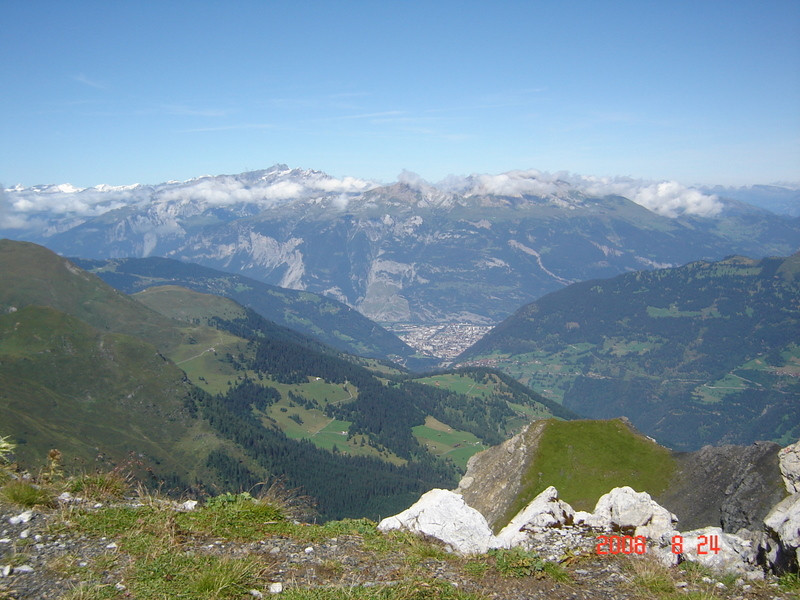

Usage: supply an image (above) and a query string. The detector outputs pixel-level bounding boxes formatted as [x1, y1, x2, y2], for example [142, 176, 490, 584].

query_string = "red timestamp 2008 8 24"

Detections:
[596, 534, 721, 555]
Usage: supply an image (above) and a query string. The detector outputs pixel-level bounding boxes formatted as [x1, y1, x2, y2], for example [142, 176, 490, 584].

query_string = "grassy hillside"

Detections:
[459, 254, 800, 451]
[497, 419, 676, 527]
[0, 239, 182, 352]
[0, 305, 237, 486]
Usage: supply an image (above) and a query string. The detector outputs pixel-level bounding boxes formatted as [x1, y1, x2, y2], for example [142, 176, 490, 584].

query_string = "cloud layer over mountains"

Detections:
[0, 166, 750, 231]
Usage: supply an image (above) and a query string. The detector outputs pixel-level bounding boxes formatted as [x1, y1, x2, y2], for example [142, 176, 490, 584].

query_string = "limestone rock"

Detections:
[494, 486, 575, 548]
[456, 421, 547, 529]
[586, 486, 678, 544]
[679, 526, 760, 577]
[377, 489, 494, 555]
[763, 492, 800, 570]
[778, 440, 800, 494]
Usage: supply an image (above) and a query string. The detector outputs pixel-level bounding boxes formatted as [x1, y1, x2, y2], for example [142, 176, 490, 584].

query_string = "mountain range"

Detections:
[3, 166, 799, 324]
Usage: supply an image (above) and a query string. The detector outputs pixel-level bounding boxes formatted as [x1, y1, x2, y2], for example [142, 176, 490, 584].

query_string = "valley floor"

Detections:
[385, 323, 494, 360]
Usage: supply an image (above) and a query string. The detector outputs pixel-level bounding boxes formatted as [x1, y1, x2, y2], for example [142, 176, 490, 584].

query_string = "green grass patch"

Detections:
[693, 372, 753, 404]
[646, 305, 703, 318]
[0, 480, 54, 507]
[414, 374, 497, 398]
[176, 493, 285, 541]
[167, 325, 251, 394]
[412, 417, 487, 469]
[497, 419, 676, 528]
[277, 579, 482, 600]
[68, 471, 130, 500]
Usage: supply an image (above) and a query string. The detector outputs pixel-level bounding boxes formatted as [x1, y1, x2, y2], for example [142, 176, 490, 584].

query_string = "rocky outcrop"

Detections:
[455, 421, 547, 529]
[380, 434, 800, 576]
[580, 486, 678, 544]
[679, 526, 760, 577]
[377, 489, 494, 555]
[494, 486, 575, 549]
[779, 440, 800, 494]
[764, 492, 800, 571]
[379, 484, 776, 576]
[655, 441, 785, 533]
[458, 419, 786, 536]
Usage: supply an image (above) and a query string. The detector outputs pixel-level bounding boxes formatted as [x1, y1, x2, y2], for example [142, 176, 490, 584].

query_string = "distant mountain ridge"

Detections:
[70, 255, 430, 369]
[3, 165, 799, 324]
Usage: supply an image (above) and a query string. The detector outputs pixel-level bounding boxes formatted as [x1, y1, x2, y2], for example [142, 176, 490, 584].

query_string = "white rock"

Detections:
[179, 499, 198, 511]
[650, 543, 681, 567]
[268, 582, 283, 593]
[377, 488, 494, 555]
[9, 511, 33, 525]
[778, 440, 800, 494]
[493, 486, 575, 548]
[763, 492, 800, 567]
[14, 565, 34, 574]
[679, 526, 760, 576]
[1, 565, 10, 578]
[249, 589, 264, 598]
[587, 486, 678, 544]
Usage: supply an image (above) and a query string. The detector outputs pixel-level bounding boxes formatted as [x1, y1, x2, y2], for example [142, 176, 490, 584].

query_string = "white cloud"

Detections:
[331, 193, 350, 210]
[158, 177, 306, 206]
[570, 175, 723, 217]
[437, 169, 724, 217]
[1, 183, 138, 230]
[1, 170, 380, 231]
[308, 175, 373, 193]
[2, 167, 724, 231]
[468, 170, 563, 198]
[397, 170, 428, 191]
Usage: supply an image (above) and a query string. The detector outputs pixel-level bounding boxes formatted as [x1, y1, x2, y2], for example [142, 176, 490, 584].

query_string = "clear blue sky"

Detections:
[2, 0, 798, 188]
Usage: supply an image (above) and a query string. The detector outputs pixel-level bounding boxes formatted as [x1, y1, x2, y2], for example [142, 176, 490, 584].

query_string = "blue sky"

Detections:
[2, 0, 798, 188]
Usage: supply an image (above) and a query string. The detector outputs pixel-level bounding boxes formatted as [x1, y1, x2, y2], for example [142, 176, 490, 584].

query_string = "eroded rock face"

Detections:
[655, 441, 784, 533]
[376, 489, 494, 555]
[779, 440, 800, 494]
[456, 421, 547, 529]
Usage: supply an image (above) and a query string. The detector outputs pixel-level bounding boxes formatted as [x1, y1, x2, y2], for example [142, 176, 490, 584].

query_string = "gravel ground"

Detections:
[0, 500, 797, 600]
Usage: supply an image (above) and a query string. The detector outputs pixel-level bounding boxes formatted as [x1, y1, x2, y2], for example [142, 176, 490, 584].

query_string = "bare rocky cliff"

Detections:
[455, 421, 547, 529]
[654, 441, 785, 533]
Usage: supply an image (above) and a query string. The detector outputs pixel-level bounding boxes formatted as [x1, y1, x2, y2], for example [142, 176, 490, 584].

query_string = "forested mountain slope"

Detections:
[459, 253, 800, 450]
